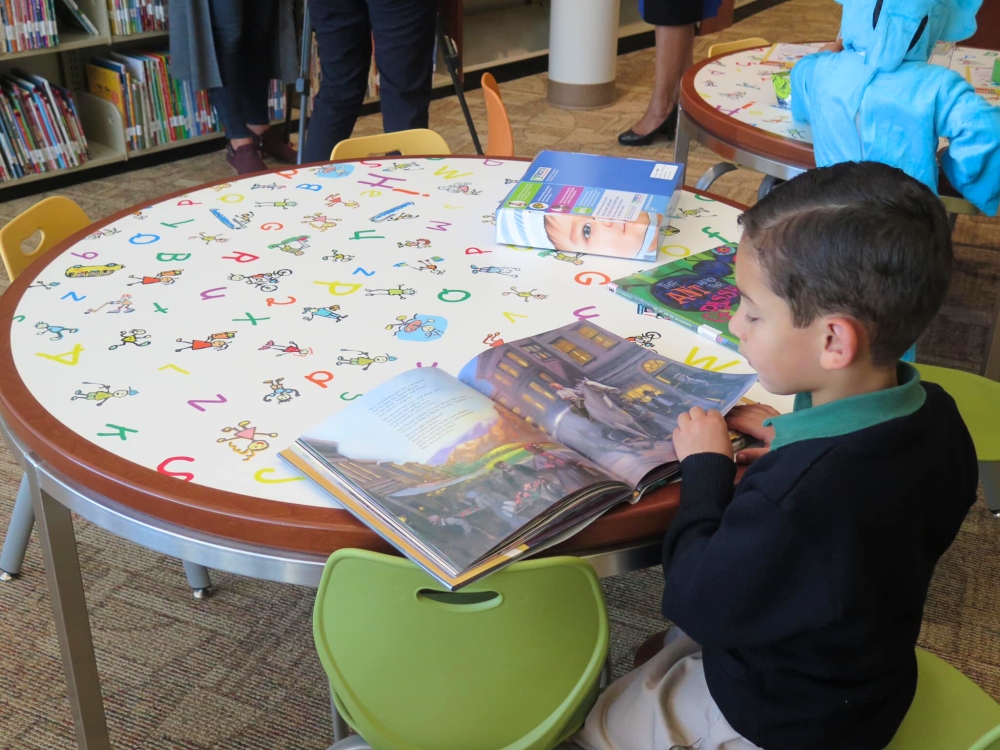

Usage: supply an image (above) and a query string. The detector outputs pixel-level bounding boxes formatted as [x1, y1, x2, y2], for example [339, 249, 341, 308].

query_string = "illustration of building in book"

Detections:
[459, 321, 755, 485]
[293, 368, 607, 570]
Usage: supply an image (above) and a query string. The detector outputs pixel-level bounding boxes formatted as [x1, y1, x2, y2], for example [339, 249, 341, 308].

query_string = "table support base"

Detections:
[30, 467, 111, 750]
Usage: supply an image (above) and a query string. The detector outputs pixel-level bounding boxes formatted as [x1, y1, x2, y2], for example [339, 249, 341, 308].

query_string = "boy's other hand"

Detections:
[726, 404, 780, 465]
[674, 407, 734, 462]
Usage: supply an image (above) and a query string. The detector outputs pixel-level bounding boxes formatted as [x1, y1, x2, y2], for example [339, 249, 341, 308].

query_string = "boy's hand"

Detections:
[725, 403, 780, 465]
[673, 407, 734, 462]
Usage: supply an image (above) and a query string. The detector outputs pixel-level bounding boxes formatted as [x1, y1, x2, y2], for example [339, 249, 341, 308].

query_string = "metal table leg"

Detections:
[984, 285, 1000, 382]
[30, 468, 111, 750]
[673, 103, 692, 167]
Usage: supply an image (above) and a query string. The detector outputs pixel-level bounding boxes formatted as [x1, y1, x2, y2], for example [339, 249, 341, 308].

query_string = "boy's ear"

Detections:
[819, 315, 863, 371]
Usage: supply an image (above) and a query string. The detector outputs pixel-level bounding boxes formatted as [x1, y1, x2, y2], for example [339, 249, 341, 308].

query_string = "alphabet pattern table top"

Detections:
[692, 43, 1000, 144]
[7, 157, 783, 512]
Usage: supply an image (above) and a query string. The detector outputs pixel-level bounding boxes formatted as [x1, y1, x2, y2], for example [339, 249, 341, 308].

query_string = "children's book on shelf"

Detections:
[0, 71, 89, 182]
[495, 151, 685, 263]
[759, 42, 823, 68]
[105, 0, 166, 35]
[281, 321, 756, 589]
[0, 0, 59, 53]
[56, 0, 99, 34]
[608, 245, 741, 353]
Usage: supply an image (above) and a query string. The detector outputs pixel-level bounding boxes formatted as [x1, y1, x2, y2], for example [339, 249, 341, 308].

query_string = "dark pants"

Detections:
[207, 0, 277, 140]
[303, 0, 437, 163]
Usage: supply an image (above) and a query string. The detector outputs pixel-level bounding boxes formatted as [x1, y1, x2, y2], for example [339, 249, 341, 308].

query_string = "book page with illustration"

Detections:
[284, 367, 623, 577]
[458, 321, 756, 489]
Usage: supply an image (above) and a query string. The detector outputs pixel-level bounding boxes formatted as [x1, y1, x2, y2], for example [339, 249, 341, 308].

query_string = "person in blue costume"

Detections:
[790, 0, 1000, 217]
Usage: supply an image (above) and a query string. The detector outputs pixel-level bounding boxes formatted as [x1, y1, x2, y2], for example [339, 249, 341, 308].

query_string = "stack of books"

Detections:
[1, 0, 60, 52]
[105, 0, 166, 36]
[87, 52, 220, 151]
[0, 71, 90, 182]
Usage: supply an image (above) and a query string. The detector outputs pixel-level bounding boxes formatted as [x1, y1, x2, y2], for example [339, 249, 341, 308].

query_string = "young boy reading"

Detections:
[575, 161, 979, 750]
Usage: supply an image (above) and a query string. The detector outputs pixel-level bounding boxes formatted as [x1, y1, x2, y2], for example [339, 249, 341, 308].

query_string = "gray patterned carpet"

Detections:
[1, 0, 998, 747]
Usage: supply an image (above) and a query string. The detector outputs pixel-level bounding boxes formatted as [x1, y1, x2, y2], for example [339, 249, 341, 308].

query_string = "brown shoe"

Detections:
[633, 629, 669, 669]
[226, 142, 267, 175]
[256, 127, 298, 164]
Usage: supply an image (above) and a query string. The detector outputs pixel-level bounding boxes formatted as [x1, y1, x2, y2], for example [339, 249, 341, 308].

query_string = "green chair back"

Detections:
[885, 649, 1000, 750]
[313, 550, 608, 750]
[915, 364, 1000, 462]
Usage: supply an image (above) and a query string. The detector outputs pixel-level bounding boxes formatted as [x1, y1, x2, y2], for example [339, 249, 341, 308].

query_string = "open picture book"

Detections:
[280, 321, 756, 589]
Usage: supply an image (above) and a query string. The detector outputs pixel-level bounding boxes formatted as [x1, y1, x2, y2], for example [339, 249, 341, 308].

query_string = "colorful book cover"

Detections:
[609, 245, 741, 352]
[86, 61, 125, 120]
[495, 150, 684, 263]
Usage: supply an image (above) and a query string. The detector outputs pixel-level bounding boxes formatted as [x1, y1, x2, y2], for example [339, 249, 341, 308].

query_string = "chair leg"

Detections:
[981, 462, 1000, 517]
[758, 175, 783, 200]
[0, 473, 35, 580]
[696, 162, 739, 191]
[181, 560, 214, 599]
[327, 738, 370, 750]
[331, 682, 351, 742]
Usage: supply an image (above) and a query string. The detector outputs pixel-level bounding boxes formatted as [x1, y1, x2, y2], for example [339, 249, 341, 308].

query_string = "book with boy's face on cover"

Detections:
[609, 245, 741, 353]
[281, 322, 756, 589]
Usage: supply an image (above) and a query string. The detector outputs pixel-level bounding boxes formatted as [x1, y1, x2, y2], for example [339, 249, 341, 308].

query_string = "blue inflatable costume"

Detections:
[791, 0, 1000, 216]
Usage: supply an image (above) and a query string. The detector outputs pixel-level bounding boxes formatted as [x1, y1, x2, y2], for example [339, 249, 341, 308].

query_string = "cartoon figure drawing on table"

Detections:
[109, 329, 151, 350]
[302, 305, 347, 322]
[365, 285, 415, 299]
[258, 340, 313, 357]
[34, 322, 78, 340]
[262, 378, 301, 404]
[336, 349, 397, 370]
[542, 213, 659, 260]
[217, 421, 278, 461]
[175, 331, 237, 352]
[321, 251, 354, 263]
[791, 0, 1000, 215]
[127, 269, 183, 285]
[71, 382, 138, 405]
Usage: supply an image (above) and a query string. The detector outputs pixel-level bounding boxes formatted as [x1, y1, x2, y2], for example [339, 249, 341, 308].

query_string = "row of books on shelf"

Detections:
[0, 70, 89, 182]
[88, 51, 219, 151]
[106, 0, 165, 36]
[2, 0, 60, 52]
[86, 52, 288, 152]
[1, 0, 167, 52]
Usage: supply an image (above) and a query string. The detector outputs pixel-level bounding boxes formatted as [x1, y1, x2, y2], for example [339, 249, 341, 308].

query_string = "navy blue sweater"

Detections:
[662, 378, 978, 750]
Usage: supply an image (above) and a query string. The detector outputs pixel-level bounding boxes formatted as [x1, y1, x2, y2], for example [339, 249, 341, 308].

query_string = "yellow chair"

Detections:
[0, 196, 90, 282]
[707, 37, 771, 58]
[481, 72, 514, 158]
[330, 128, 451, 160]
[0, 197, 215, 598]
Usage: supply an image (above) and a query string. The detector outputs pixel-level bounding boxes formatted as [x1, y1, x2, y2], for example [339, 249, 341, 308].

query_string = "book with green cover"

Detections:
[609, 245, 741, 352]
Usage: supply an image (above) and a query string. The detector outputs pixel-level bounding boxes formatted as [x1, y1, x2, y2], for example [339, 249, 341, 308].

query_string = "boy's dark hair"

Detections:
[738, 161, 952, 365]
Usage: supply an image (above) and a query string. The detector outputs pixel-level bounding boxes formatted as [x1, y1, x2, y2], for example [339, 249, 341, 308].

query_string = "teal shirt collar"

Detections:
[764, 363, 925, 451]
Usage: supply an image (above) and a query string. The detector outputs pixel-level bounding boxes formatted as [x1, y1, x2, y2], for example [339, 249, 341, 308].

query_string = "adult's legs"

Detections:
[630, 23, 695, 137]
[241, 0, 278, 133]
[368, 0, 437, 134]
[303, 0, 374, 163]
[206, 0, 251, 145]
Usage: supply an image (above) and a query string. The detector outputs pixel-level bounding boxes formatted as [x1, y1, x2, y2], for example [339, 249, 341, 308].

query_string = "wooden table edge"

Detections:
[680, 47, 817, 171]
[0, 155, 744, 557]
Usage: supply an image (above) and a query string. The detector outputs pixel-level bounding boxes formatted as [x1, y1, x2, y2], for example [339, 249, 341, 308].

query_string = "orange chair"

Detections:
[481, 73, 514, 157]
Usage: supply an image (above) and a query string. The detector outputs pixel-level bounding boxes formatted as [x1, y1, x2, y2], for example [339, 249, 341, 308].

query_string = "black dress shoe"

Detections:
[617, 106, 679, 146]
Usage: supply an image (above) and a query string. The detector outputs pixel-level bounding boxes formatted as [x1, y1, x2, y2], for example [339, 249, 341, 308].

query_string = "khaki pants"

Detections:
[574, 629, 761, 750]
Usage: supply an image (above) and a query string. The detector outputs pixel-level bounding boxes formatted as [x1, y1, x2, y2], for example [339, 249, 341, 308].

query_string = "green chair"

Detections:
[885, 648, 1000, 750]
[915, 364, 1000, 516]
[313, 549, 608, 750]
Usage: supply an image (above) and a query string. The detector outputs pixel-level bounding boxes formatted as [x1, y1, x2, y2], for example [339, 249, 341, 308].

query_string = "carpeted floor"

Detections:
[1, 0, 998, 747]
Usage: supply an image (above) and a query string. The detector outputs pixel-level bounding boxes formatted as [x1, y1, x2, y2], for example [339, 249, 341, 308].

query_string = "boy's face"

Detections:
[729, 240, 829, 395]
[545, 213, 651, 258]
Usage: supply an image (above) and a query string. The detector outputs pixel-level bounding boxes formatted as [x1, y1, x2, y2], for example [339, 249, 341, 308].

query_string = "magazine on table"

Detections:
[281, 321, 756, 589]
